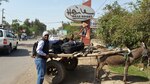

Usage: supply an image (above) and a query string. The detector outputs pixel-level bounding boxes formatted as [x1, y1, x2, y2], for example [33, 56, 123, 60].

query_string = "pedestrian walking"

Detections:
[35, 31, 50, 84]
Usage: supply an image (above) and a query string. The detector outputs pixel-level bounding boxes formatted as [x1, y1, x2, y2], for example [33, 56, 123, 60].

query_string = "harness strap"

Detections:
[124, 53, 129, 61]
[124, 48, 131, 62]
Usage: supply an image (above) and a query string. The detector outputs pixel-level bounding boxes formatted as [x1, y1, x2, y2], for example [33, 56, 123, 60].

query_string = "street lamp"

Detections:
[0, 0, 8, 5]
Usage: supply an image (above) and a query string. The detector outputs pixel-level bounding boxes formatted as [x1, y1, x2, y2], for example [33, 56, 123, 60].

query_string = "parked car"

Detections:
[0, 28, 18, 54]
[49, 35, 60, 40]
[21, 33, 27, 40]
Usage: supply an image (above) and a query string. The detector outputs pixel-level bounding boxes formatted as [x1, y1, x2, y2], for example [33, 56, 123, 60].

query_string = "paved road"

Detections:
[0, 39, 149, 84]
[0, 39, 35, 84]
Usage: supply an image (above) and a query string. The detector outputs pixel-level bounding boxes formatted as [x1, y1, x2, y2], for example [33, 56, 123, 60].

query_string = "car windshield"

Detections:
[0, 30, 3, 37]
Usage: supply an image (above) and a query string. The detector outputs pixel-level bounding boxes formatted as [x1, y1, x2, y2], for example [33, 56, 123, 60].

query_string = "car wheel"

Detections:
[5, 45, 12, 55]
[14, 43, 18, 50]
[59, 57, 78, 71]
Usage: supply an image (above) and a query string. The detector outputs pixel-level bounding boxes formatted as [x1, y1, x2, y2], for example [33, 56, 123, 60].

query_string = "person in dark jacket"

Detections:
[78, 21, 88, 41]
[35, 31, 50, 84]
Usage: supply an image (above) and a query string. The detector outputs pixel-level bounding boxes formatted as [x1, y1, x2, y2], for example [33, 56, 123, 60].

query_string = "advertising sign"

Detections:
[59, 30, 67, 36]
[90, 18, 98, 28]
[65, 5, 95, 21]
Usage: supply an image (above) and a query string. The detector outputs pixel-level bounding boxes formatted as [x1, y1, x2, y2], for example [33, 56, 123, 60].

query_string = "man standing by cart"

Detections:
[35, 31, 50, 84]
[78, 21, 89, 42]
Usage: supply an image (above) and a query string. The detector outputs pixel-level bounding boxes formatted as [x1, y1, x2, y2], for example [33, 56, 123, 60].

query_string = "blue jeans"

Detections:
[35, 57, 47, 84]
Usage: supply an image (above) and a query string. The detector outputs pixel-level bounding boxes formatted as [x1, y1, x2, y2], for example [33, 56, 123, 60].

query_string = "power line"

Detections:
[1, 8, 5, 28]
[95, 0, 108, 13]
[48, 21, 62, 24]
[44, 21, 69, 24]
[95, 0, 130, 13]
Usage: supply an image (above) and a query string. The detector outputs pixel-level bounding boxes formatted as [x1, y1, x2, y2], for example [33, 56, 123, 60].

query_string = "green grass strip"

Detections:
[109, 65, 150, 78]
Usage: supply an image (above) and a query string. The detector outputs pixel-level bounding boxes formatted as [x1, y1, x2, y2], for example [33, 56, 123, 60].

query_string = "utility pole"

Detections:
[1, 8, 5, 28]
[61, 21, 64, 35]
[82, 0, 91, 45]
[0, 0, 8, 28]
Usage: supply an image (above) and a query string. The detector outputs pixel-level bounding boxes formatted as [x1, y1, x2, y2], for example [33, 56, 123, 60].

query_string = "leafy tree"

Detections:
[31, 19, 46, 35]
[133, 0, 150, 46]
[97, 1, 130, 47]
[96, 0, 150, 48]
[24, 19, 31, 27]
[11, 19, 21, 34]
[11, 19, 46, 37]
[63, 22, 79, 34]
[59, 22, 80, 39]
[3, 21, 10, 28]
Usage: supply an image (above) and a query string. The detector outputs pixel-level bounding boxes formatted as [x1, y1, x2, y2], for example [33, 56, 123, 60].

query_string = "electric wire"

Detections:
[95, 0, 108, 13]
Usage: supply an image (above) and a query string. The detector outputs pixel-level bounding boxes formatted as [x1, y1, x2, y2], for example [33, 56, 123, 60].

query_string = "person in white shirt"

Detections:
[35, 31, 49, 84]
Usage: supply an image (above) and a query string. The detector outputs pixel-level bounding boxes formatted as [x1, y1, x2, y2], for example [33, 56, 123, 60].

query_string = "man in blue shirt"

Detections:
[35, 31, 49, 84]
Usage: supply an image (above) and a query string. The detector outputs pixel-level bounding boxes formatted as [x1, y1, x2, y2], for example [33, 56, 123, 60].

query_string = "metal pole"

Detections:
[61, 21, 63, 35]
[82, 0, 91, 45]
[0, 0, 8, 28]
[1, 8, 4, 28]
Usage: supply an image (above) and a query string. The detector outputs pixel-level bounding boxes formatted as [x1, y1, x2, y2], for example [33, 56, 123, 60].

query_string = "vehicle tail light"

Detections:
[3, 39, 7, 44]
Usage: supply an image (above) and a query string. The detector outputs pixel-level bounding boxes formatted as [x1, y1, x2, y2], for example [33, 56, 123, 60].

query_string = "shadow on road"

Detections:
[61, 65, 150, 84]
[18, 43, 33, 47]
[61, 65, 96, 84]
[0, 49, 30, 57]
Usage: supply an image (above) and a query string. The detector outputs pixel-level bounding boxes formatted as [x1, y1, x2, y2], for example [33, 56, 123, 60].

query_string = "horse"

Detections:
[95, 42, 150, 83]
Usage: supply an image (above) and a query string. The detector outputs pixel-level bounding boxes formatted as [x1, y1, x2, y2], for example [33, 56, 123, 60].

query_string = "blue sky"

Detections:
[0, 0, 133, 30]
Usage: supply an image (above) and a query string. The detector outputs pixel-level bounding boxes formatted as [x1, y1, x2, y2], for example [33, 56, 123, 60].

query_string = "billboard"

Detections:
[65, 5, 95, 21]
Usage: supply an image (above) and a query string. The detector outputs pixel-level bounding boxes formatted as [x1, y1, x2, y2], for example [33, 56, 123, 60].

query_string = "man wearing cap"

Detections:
[35, 31, 50, 84]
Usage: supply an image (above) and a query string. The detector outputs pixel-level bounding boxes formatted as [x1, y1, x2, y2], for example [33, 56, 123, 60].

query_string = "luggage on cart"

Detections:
[50, 40, 63, 54]
[61, 41, 84, 54]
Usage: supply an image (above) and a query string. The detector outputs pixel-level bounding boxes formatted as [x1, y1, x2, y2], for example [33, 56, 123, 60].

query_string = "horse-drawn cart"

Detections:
[45, 46, 129, 84]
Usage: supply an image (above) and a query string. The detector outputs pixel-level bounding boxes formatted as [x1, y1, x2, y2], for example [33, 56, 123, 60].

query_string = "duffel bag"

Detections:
[61, 41, 84, 53]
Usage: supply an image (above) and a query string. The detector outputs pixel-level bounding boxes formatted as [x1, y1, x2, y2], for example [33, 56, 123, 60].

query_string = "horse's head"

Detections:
[131, 42, 149, 60]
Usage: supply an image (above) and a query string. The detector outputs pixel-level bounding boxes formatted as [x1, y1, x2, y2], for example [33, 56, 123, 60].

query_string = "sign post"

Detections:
[65, 0, 94, 45]
[82, 0, 91, 45]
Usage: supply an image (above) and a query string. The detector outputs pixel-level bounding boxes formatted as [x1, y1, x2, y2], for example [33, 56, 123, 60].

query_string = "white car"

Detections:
[0, 28, 18, 55]
[49, 35, 60, 40]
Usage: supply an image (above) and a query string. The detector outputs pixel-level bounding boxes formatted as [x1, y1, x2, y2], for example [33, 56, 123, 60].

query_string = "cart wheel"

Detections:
[45, 60, 66, 84]
[60, 57, 78, 71]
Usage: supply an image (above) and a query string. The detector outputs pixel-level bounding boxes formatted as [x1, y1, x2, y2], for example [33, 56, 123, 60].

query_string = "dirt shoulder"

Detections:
[14, 57, 150, 84]
[14, 39, 150, 84]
